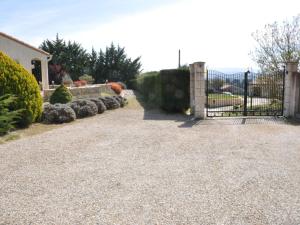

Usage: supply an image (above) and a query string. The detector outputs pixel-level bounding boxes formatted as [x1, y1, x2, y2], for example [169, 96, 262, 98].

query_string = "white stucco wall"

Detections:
[0, 34, 50, 89]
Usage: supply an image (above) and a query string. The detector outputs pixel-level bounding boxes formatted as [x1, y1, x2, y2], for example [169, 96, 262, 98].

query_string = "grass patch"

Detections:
[0, 123, 66, 145]
[208, 93, 239, 99]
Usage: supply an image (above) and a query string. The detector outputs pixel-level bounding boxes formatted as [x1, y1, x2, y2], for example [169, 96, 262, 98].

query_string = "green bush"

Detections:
[160, 69, 190, 112]
[0, 51, 43, 127]
[129, 70, 190, 112]
[0, 95, 21, 135]
[129, 71, 161, 106]
[50, 85, 73, 104]
[79, 74, 94, 84]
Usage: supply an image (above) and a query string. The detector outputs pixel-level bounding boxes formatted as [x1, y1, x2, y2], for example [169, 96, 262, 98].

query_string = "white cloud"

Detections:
[37, 0, 300, 71]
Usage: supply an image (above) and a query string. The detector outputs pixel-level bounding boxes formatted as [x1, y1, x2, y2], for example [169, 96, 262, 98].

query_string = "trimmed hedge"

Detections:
[50, 84, 73, 104]
[129, 69, 190, 112]
[128, 71, 161, 106]
[0, 51, 43, 127]
[160, 69, 190, 112]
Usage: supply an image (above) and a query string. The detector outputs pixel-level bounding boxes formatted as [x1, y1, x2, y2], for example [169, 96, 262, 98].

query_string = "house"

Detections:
[220, 84, 244, 95]
[0, 32, 51, 90]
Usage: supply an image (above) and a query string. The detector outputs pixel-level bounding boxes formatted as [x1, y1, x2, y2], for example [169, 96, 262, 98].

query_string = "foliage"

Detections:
[79, 74, 94, 84]
[251, 15, 300, 72]
[209, 78, 225, 91]
[91, 43, 142, 83]
[62, 73, 73, 86]
[0, 95, 21, 135]
[113, 96, 128, 108]
[0, 51, 43, 127]
[69, 99, 98, 118]
[40, 34, 90, 83]
[89, 98, 107, 113]
[129, 71, 161, 106]
[130, 69, 190, 112]
[99, 97, 120, 110]
[160, 69, 190, 112]
[117, 81, 127, 89]
[42, 103, 76, 124]
[108, 82, 122, 95]
[40, 36, 142, 84]
[50, 85, 73, 104]
[74, 80, 87, 87]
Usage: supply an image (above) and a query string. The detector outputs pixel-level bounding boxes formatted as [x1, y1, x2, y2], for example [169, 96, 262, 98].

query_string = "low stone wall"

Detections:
[43, 84, 115, 101]
[208, 98, 243, 108]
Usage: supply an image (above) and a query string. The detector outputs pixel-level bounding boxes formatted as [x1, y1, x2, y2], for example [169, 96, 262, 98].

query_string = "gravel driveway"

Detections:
[0, 107, 300, 224]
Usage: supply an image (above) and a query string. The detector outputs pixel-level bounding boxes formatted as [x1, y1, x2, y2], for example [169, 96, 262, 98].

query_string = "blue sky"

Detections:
[1, 0, 175, 38]
[1, 0, 300, 71]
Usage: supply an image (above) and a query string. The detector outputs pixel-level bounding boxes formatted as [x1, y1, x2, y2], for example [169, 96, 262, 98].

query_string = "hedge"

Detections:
[160, 69, 190, 112]
[129, 69, 190, 112]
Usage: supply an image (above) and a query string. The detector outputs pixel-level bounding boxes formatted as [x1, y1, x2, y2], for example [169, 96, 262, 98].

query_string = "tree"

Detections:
[251, 15, 300, 73]
[91, 43, 142, 83]
[40, 34, 89, 83]
[210, 78, 224, 91]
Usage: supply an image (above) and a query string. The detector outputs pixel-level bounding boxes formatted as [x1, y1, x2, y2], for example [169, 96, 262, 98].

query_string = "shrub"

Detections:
[117, 81, 127, 89]
[129, 69, 190, 112]
[0, 95, 21, 135]
[128, 71, 161, 105]
[0, 51, 43, 127]
[99, 96, 120, 110]
[89, 98, 106, 114]
[160, 69, 190, 112]
[73, 80, 87, 87]
[69, 99, 98, 118]
[50, 85, 73, 104]
[79, 74, 94, 84]
[108, 82, 122, 95]
[42, 103, 76, 124]
[113, 96, 127, 108]
[62, 74, 73, 86]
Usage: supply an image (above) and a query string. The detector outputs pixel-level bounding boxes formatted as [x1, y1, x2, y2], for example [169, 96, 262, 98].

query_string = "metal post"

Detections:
[281, 66, 286, 116]
[206, 69, 209, 117]
[178, 49, 181, 68]
[243, 71, 249, 116]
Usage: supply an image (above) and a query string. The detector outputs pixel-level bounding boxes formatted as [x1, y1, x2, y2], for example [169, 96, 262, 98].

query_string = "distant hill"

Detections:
[210, 67, 259, 74]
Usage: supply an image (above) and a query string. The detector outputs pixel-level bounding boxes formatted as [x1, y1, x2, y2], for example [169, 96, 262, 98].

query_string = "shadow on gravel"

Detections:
[178, 116, 289, 128]
[131, 90, 299, 128]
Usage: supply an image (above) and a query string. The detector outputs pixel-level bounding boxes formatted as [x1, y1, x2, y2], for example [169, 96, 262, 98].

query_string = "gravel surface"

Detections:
[0, 108, 300, 224]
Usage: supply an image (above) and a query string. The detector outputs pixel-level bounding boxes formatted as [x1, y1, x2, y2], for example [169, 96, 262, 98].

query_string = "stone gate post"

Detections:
[189, 62, 206, 119]
[284, 62, 299, 117]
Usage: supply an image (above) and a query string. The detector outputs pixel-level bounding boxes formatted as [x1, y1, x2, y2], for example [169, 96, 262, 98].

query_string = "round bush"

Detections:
[89, 98, 106, 114]
[79, 74, 94, 84]
[0, 51, 43, 127]
[50, 84, 73, 104]
[117, 81, 127, 89]
[42, 103, 76, 124]
[112, 96, 127, 108]
[108, 82, 122, 95]
[69, 99, 98, 118]
[99, 96, 120, 110]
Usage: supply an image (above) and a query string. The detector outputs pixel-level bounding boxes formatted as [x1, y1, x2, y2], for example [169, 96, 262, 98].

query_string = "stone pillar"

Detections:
[41, 59, 49, 90]
[284, 62, 299, 117]
[189, 62, 206, 119]
[189, 64, 195, 114]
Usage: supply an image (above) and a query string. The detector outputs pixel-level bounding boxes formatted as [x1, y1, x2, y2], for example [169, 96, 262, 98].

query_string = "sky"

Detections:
[1, 0, 300, 72]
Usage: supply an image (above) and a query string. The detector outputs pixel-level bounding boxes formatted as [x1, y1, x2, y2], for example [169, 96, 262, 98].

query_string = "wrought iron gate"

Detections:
[206, 69, 285, 117]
